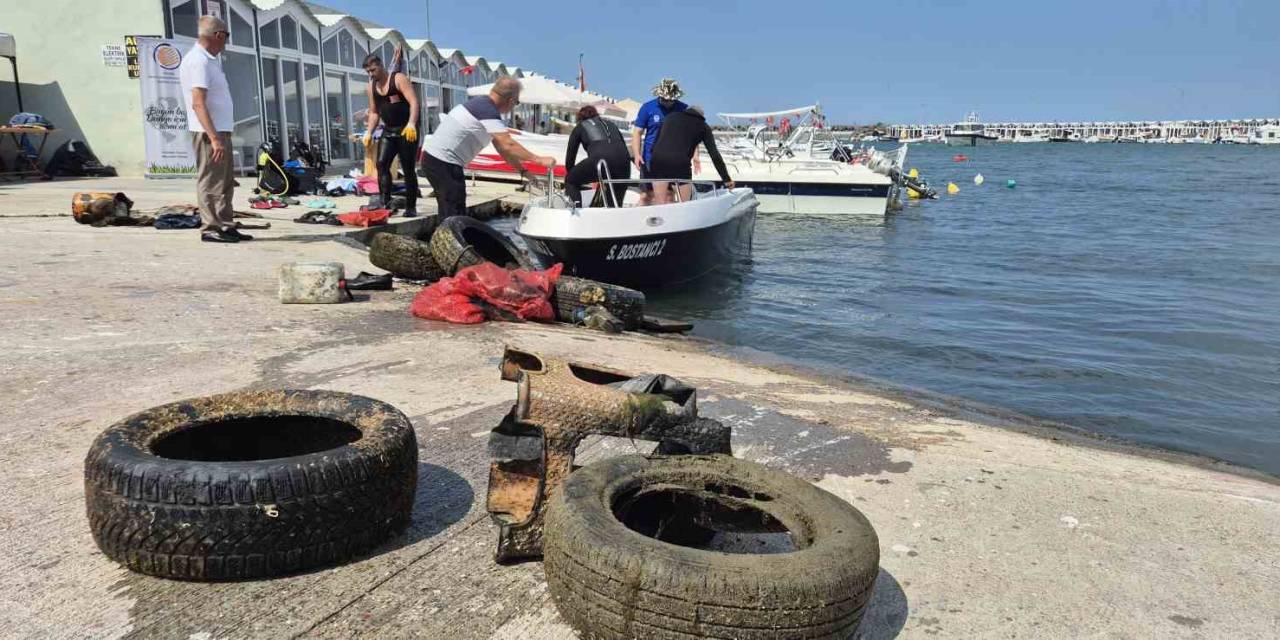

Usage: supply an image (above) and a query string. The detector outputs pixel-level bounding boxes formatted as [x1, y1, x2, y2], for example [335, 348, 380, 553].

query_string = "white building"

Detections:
[0, 0, 542, 175]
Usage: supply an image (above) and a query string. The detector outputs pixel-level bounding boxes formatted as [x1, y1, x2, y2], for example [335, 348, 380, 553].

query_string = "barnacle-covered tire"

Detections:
[544, 454, 879, 639]
[368, 220, 445, 281]
[430, 215, 539, 274]
[551, 276, 645, 329]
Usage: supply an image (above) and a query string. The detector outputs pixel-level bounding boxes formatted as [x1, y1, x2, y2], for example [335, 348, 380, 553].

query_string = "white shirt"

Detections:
[422, 95, 507, 166]
[179, 44, 234, 133]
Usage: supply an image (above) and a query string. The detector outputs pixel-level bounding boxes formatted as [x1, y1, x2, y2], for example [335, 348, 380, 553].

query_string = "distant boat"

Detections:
[1250, 124, 1280, 145]
[945, 112, 998, 146]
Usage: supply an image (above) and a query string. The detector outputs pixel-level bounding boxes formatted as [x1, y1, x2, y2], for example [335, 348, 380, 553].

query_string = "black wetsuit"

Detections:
[649, 110, 731, 183]
[374, 72, 419, 211]
[564, 117, 631, 207]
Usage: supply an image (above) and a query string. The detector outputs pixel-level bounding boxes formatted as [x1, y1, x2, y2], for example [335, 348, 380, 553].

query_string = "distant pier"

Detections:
[889, 118, 1280, 143]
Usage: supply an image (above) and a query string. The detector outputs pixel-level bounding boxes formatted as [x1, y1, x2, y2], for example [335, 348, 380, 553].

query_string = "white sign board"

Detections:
[137, 37, 197, 177]
[102, 44, 126, 67]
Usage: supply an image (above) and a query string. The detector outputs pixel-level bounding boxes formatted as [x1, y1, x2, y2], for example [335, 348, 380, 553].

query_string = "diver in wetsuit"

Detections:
[564, 105, 632, 207]
[362, 53, 421, 217]
[649, 105, 734, 204]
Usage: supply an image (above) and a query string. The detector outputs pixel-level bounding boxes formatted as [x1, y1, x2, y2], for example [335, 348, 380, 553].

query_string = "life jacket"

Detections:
[580, 117, 622, 147]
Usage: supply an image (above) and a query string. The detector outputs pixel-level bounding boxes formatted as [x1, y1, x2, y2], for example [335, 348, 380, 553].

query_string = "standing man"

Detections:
[630, 78, 688, 205]
[420, 77, 555, 218]
[362, 53, 421, 217]
[179, 16, 246, 243]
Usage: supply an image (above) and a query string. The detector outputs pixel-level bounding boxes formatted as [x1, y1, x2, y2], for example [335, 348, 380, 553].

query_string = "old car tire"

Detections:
[551, 276, 645, 329]
[84, 389, 418, 581]
[544, 454, 879, 640]
[430, 216, 539, 275]
[369, 225, 445, 281]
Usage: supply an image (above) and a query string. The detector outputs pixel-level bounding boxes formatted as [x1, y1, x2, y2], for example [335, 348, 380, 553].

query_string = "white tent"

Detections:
[717, 105, 820, 121]
[1, 32, 21, 112]
[467, 74, 586, 107]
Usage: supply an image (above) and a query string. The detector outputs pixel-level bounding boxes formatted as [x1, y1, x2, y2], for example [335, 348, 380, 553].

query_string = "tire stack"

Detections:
[369, 216, 538, 282]
[369, 215, 648, 331]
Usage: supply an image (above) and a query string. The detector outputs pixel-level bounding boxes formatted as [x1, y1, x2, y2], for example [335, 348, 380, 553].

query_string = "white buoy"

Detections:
[974, 173, 985, 185]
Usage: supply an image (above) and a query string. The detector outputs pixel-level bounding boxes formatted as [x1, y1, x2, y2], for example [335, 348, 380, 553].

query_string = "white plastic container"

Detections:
[278, 262, 345, 304]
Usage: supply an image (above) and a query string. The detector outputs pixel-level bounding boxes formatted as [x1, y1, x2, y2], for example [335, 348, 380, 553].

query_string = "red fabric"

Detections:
[410, 263, 563, 324]
[461, 65, 475, 75]
[336, 209, 391, 227]
[357, 176, 379, 195]
[466, 154, 566, 178]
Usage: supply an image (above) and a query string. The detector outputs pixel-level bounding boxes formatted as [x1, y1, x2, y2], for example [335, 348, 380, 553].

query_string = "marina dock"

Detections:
[0, 176, 1277, 637]
[890, 117, 1280, 143]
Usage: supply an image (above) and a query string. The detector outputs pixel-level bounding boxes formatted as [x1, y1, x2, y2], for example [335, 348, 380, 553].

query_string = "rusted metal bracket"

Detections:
[485, 346, 731, 563]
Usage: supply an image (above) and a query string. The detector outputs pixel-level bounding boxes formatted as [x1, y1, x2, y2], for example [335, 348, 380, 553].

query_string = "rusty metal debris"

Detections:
[485, 346, 731, 562]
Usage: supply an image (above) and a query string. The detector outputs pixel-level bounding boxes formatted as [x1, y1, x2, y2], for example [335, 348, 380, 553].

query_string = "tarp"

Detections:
[717, 105, 820, 120]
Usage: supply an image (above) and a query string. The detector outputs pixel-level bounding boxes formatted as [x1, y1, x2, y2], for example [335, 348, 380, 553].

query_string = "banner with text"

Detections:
[138, 37, 196, 177]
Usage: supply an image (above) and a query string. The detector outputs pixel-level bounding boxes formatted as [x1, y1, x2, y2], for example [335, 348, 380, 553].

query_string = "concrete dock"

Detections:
[0, 177, 1276, 639]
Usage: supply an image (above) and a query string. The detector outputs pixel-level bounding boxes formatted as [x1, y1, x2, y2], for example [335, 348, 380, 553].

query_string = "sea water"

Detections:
[647, 143, 1280, 475]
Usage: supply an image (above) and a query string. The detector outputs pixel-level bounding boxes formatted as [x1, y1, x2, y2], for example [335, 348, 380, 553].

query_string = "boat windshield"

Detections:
[953, 111, 985, 133]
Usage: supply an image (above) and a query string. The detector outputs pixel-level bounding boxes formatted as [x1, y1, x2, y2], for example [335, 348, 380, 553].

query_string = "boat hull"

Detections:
[945, 134, 997, 146]
[740, 181, 892, 216]
[519, 194, 758, 290]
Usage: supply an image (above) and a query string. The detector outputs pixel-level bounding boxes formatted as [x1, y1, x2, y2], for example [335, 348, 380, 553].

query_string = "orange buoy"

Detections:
[952, 154, 968, 162]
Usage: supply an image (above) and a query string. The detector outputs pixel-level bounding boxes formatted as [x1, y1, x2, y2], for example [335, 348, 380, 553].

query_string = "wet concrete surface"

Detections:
[0, 180, 1278, 638]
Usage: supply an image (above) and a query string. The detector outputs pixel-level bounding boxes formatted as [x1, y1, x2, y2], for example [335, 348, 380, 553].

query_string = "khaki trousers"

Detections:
[193, 131, 235, 230]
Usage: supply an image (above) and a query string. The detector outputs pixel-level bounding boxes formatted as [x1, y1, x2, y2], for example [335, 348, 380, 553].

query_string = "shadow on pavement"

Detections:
[856, 567, 909, 639]
[396, 461, 477, 544]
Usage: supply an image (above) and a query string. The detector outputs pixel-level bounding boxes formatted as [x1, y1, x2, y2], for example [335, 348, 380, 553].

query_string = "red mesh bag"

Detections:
[336, 209, 391, 227]
[410, 262, 562, 324]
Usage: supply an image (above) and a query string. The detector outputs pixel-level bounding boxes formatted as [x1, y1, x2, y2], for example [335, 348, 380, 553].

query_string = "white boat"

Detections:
[518, 176, 758, 289]
[1013, 133, 1050, 143]
[945, 112, 998, 146]
[1250, 124, 1280, 145]
[707, 105, 907, 217]
[455, 130, 571, 181]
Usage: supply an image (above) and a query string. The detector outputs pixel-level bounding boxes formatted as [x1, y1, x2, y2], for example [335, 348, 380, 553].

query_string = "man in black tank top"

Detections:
[363, 54, 421, 216]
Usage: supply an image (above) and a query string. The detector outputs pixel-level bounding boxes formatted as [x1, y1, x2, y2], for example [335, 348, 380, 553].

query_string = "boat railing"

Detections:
[540, 167, 728, 208]
[595, 158, 620, 208]
[786, 165, 842, 176]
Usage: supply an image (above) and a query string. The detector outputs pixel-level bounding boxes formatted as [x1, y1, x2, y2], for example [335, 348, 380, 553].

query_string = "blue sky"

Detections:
[325, 0, 1280, 123]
